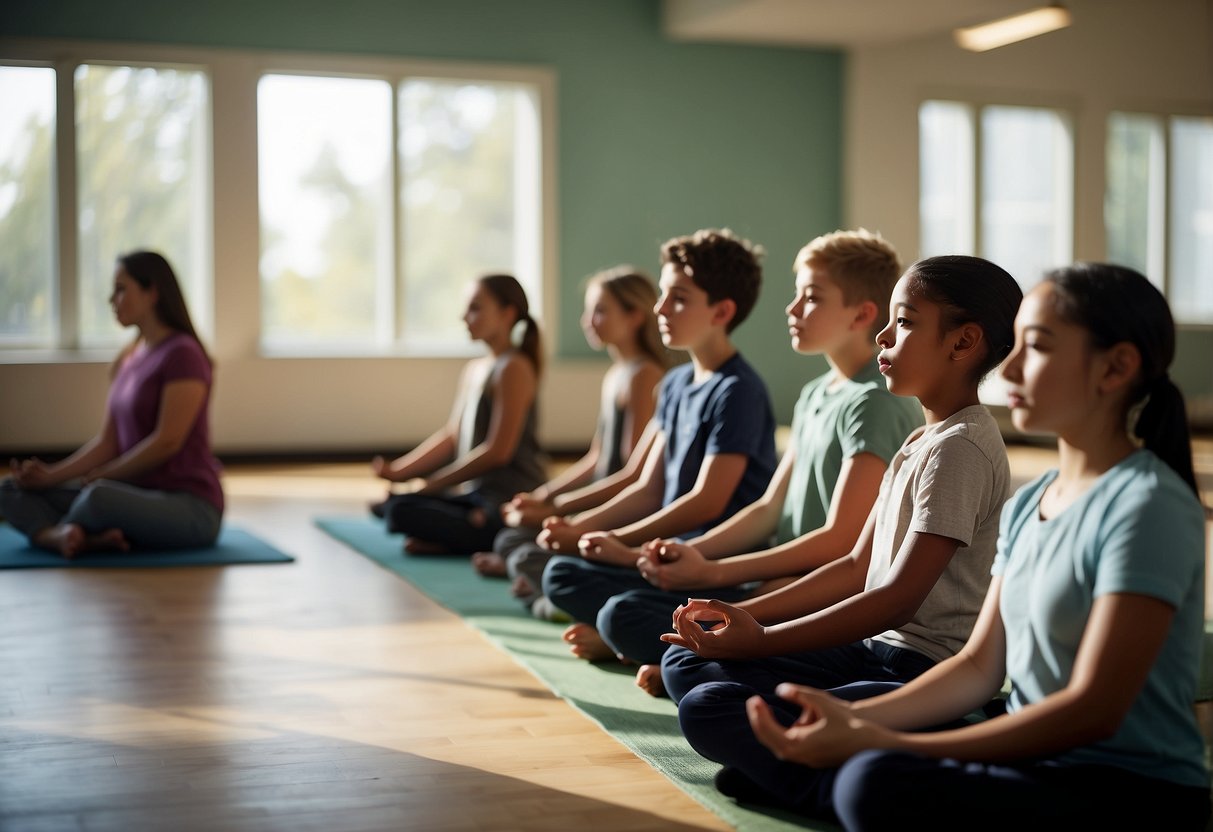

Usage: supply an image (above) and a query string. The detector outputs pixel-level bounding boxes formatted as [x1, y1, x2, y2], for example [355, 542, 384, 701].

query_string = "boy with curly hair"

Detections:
[538, 228, 778, 662]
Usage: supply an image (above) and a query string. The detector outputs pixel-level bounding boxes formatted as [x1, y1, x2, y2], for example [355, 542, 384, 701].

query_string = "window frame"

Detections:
[917, 96, 1077, 290]
[0, 38, 558, 361]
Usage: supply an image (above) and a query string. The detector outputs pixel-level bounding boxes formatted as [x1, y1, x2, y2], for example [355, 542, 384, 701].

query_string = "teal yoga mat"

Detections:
[0, 524, 294, 568]
[314, 514, 834, 832]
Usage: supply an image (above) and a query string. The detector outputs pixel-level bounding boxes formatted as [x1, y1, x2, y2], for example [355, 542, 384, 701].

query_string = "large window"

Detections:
[1107, 112, 1213, 323]
[919, 101, 1074, 290]
[0, 43, 550, 358]
[258, 73, 542, 354]
[0, 61, 210, 350]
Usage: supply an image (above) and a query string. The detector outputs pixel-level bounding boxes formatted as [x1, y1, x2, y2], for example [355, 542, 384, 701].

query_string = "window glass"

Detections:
[258, 74, 393, 351]
[399, 79, 541, 349]
[1169, 116, 1213, 322]
[919, 100, 974, 258]
[980, 105, 1073, 289]
[76, 64, 210, 347]
[0, 66, 56, 346]
[1105, 112, 1165, 283]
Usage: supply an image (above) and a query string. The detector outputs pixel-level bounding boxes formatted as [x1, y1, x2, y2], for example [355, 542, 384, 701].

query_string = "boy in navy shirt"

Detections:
[539, 228, 777, 663]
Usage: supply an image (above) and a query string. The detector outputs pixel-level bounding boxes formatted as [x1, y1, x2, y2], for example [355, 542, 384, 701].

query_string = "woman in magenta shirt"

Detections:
[1, 251, 223, 557]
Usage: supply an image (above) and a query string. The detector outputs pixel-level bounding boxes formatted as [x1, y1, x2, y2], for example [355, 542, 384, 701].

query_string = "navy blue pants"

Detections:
[661, 639, 935, 704]
[374, 491, 503, 554]
[541, 555, 749, 665]
[671, 640, 936, 819]
[831, 751, 1210, 831]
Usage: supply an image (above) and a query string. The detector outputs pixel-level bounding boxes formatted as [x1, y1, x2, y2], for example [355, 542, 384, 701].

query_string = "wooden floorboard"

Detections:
[0, 469, 730, 832]
[1, 441, 1210, 832]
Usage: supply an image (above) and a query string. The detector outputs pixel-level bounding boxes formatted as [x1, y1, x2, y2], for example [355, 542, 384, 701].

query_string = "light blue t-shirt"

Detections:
[776, 359, 923, 545]
[656, 353, 777, 538]
[993, 449, 1208, 788]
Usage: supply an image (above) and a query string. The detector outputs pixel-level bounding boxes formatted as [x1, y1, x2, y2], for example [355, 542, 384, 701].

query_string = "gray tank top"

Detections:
[457, 352, 547, 505]
[593, 359, 645, 480]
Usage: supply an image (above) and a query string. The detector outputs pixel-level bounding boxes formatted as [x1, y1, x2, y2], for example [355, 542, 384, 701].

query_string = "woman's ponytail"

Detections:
[1134, 374, 1198, 494]
[518, 313, 544, 378]
[478, 274, 543, 377]
[1046, 262, 1198, 495]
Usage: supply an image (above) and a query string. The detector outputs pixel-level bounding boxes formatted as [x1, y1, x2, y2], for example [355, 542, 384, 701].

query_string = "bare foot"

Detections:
[510, 574, 536, 599]
[403, 538, 446, 554]
[471, 551, 508, 577]
[635, 664, 667, 697]
[34, 523, 87, 559]
[561, 622, 616, 662]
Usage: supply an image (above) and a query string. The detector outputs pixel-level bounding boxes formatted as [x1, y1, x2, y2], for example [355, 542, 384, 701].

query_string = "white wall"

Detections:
[0, 351, 608, 455]
[846, 0, 1213, 261]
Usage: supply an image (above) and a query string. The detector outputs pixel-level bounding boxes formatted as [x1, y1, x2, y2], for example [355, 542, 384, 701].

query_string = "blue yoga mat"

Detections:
[0, 523, 294, 568]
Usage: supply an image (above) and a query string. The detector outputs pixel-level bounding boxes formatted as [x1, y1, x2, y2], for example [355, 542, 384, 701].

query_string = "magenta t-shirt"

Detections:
[107, 333, 224, 512]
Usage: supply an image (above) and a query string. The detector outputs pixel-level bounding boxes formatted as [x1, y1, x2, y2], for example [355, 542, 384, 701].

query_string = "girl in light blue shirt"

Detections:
[740, 263, 1210, 830]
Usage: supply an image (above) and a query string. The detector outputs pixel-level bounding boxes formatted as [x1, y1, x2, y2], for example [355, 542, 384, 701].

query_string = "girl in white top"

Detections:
[471, 267, 667, 607]
[744, 263, 1209, 830]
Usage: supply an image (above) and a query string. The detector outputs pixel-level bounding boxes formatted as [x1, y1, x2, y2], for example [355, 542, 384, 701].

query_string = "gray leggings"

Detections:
[0, 478, 222, 549]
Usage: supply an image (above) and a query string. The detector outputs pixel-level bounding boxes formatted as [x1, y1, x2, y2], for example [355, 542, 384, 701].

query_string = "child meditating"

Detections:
[577, 229, 924, 694]
[540, 228, 779, 661]
[370, 274, 547, 555]
[471, 267, 667, 613]
[1, 251, 223, 556]
[737, 263, 1210, 831]
[661, 256, 1021, 798]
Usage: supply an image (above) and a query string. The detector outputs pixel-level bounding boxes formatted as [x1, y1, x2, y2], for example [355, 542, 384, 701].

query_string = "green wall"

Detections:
[2, 0, 843, 421]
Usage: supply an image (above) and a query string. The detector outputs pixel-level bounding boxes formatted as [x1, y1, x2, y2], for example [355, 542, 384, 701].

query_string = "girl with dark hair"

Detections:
[658, 256, 1023, 810]
[370, 274, 548, 555]
[471, 267, 668, 611]
[1, 251, 223, 556]
[736, 263, 1209, 830]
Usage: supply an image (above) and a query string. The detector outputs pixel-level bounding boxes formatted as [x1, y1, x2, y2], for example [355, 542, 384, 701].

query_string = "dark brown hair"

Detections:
[660, 228, 763, 333]
[904, 255, 1022, 381]
[1045, 262, 1197, 494]
[114, 250, 210, 371]
[478, 273, 543, 377]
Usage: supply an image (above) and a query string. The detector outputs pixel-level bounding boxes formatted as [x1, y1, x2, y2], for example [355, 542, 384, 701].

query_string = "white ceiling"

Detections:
[663, 0, 1054, 48]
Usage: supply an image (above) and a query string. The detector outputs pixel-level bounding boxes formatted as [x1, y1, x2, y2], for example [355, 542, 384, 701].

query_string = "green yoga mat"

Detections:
[314, 515, 835, 832]
[0, 524, 294, 568]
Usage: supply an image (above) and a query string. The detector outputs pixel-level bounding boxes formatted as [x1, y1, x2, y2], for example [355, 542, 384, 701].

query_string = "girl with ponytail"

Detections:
[371, 274, 548, 555]
[736, 263, 1209, 830]
[471, 267, 669, 613]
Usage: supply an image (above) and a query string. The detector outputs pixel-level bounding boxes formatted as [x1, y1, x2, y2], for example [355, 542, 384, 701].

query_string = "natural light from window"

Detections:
[75, 64, 210, 348]
[0, 66, 56, 347]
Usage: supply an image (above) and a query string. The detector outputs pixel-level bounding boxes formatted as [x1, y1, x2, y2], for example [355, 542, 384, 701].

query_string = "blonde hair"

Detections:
[795, 229, 901, 335]
[588, 266, 668, 368]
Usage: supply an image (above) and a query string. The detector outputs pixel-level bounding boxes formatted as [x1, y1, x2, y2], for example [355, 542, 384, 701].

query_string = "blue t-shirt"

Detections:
[656, 353, 777, 538]
[993, 449, 1208, 787]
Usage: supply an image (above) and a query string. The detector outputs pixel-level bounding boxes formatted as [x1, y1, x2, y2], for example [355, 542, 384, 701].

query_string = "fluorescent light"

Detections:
[954, 5, 1072, 52]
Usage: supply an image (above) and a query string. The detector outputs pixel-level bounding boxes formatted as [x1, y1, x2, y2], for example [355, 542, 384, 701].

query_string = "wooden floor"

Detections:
[1, 441, 1210, 832]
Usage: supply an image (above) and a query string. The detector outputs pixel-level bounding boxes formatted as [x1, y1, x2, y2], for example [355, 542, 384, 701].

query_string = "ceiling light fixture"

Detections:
[954, 4, 1072, 52]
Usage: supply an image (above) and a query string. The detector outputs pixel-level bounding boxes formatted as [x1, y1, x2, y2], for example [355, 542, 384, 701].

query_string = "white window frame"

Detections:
[0, 38, 558, 362]
[917, 96, 1076, 289]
